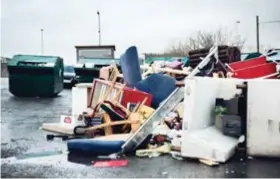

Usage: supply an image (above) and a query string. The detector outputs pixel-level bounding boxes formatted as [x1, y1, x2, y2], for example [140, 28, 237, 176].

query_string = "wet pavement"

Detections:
[1, 78, 280, 178]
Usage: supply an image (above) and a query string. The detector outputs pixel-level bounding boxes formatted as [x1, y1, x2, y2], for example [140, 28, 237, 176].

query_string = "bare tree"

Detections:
[164, 28, 246, 56]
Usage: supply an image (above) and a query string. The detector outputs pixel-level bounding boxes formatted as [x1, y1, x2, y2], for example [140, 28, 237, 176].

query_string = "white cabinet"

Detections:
[72, 83, 92, 115]
[247, 79, 280, 157]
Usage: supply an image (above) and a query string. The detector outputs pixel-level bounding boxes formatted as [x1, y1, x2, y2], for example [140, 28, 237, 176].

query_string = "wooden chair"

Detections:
[82, 64, 120, 118]
[74, 97, 148, 137]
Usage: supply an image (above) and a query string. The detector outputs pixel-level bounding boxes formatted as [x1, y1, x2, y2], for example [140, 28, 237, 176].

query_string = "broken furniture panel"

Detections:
[88, 79, 152, 112]
[182, 126, 238, 162]
[228, 56, 278, 79]
[246, 79, 280, 157]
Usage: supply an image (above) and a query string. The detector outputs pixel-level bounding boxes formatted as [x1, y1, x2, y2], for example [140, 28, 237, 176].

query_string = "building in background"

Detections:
[1, 57, 11, 78]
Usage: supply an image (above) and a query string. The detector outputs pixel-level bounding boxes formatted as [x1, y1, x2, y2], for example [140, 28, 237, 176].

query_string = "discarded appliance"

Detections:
[181, 77, 244, 163]
[215, 97, 243, 138]
[8, 54, 64, 97]
[246, 79, 280, 157]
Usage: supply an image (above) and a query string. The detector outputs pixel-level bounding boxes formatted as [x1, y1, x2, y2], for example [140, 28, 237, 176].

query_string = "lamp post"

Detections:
[40, 29, 44, 55]
[97, 11, 101, 45]
[235, 20, 240, 40]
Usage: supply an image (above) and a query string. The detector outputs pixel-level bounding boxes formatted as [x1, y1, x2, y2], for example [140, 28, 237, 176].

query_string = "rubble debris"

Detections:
[92, 159, 129, 167]
[199, 159, 219, 166]
[122, 87, 185, 153]
[46, 134, 76, 141]
[97, 153, 125, 160]
[188, 45, 241, 72]
[136, 142, 171, 158]
[170, 151, 183, 161]
[39, 43, 280, 169]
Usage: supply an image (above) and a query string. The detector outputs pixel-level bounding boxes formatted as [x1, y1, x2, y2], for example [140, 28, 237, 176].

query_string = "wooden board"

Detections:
[41, 123, 74, 135]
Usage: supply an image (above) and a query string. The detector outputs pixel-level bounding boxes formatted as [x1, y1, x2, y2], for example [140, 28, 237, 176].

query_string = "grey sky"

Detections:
[1, 0, 280, 64]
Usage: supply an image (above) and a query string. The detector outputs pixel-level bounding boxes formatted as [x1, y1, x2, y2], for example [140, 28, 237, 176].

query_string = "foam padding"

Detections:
[120, 46, 142, 87]
[67, 139, 125, 155]
[135, 74, 176, 108]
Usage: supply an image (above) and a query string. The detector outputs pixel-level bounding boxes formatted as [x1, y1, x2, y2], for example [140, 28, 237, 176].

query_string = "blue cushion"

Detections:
[67, 139, 125, 155]
[135, 74, 176, 108]
[120, 46, 142, 88]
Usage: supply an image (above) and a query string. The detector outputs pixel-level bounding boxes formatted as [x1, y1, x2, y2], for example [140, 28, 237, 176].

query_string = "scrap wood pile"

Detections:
[41, 45, 280, 167]
[187, 45, 241, 74]
[188, 45, 241, 67]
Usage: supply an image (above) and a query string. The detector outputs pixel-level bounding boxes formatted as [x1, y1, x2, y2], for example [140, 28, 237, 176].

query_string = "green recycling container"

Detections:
[8, 54, 64, 97]
[74, 58, 120, 83]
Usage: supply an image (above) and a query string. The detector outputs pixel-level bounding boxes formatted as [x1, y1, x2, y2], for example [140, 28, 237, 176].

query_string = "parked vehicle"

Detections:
[63, 65, 77, 87]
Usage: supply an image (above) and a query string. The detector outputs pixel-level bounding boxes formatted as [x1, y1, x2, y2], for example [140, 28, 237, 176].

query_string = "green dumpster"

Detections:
[241, 52, 262, 61]
[8, 54, 64, 97]
[74, 58, 120, 83]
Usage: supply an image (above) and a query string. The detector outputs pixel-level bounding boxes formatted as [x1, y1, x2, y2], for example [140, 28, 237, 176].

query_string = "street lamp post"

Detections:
[40, 29, 44, 55]
[235, 20, 241, 40]
[256, 16, 260, 53]
[97, 11, 101, 45]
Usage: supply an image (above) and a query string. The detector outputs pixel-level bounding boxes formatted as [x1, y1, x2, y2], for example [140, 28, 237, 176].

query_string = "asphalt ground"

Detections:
[1, 78, 280, 178]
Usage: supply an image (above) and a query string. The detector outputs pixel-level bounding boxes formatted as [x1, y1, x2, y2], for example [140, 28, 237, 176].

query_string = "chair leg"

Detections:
[103, 113, 113, 135]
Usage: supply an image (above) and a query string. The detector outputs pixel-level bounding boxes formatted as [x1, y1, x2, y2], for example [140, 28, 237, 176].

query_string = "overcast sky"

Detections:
[1, 0, 280, 64]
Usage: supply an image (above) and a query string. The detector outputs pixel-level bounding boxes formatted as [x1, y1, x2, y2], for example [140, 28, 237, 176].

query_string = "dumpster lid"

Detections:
[16, 61, 55, 67]
[9, 54, 62, 66]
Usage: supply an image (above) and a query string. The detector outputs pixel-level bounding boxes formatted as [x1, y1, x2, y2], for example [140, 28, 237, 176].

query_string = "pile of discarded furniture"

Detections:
[40, 45, 280, 166]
